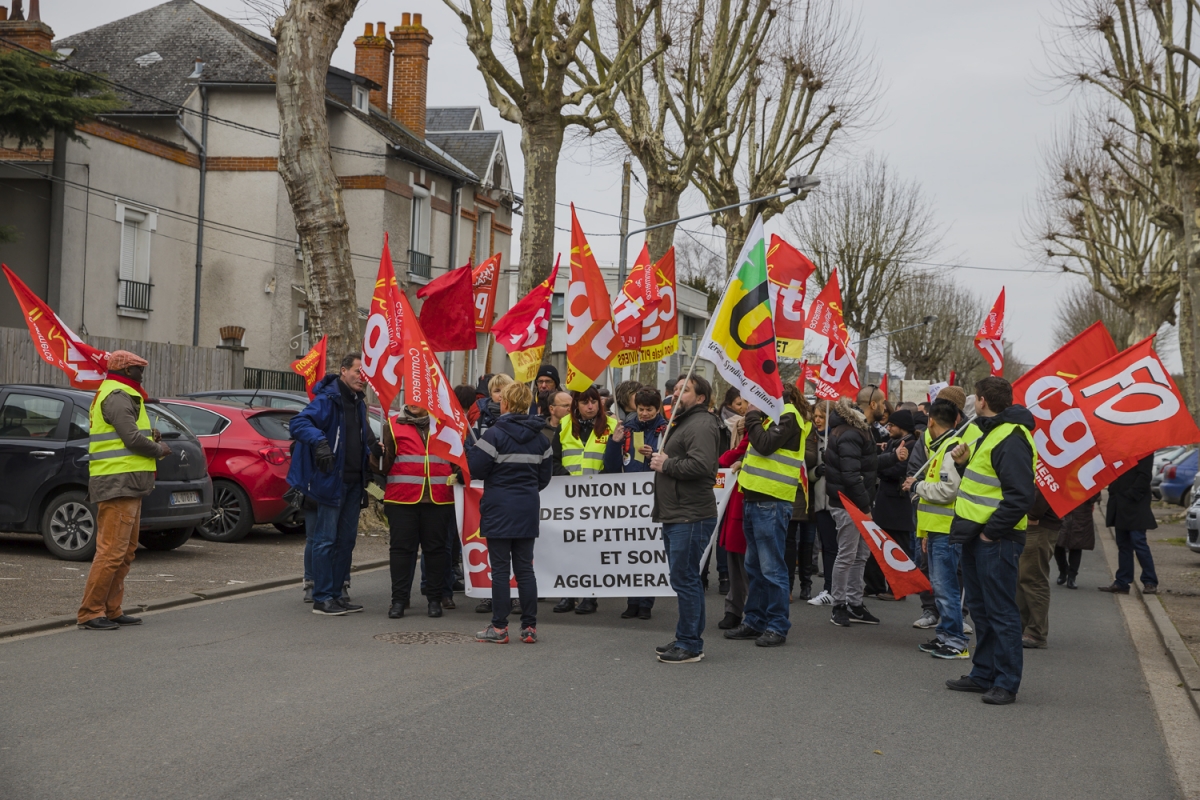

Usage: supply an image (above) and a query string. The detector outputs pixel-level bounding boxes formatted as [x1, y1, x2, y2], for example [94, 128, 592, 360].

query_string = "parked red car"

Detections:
[159, 398, 303, 542]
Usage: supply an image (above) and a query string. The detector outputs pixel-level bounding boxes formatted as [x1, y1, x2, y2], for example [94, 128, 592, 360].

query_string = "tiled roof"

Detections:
[426, 107, 481, 132]
[354, 107, 477, 182]
[425, 131, 500, 185]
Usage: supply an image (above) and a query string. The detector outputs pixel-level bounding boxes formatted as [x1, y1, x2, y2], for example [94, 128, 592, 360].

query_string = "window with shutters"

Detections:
[115, 201, 156, 317]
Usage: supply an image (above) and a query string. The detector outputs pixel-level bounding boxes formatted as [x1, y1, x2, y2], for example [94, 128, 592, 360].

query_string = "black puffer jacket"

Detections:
[873, 433, 917, 530]
[949, 404, 1037, 545]
[824, 398, 878, 513]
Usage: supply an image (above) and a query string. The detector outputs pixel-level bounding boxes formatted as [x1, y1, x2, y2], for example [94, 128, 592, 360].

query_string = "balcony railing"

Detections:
[408, 250, 432, 279]
[118, 279, 153, 312]
[244, 367, 306, 392]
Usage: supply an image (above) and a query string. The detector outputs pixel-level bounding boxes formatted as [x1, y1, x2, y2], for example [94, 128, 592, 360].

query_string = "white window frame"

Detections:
[410, 186, 431, 256]
[352, 85, 370, 113]
[475, 210, 492, 261]
[114, 199, 157, 318]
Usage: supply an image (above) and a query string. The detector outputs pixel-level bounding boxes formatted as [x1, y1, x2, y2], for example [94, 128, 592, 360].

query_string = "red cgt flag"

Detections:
[767, 235, 814, 359]
[838, 492, 932, 599]
[291, 334, 327, 400]
[1069, 335, 1200, 463]
[817, 338, 860, 400]
[975, 288, 1005, 377]
[805, 268, 848, 346]
[472, 253, 502, 333]
[360, 234, 408, 412]
[611, 243, 661, 338]
[491, 256, 560, 381]
[1012, 321, 1121, 516]
[3, 264, 108, 388]
[417, 263, 477, 352]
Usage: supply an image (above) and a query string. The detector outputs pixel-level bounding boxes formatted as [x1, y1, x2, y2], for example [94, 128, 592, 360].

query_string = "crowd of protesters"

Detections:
[246, 351, 1162, 706]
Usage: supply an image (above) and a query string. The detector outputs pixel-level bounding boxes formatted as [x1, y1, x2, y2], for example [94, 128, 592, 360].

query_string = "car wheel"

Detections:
[273, 517, 305, 536]
[41, 490, 98, 562]
[197, 480, 254, 542]
[140, 527, 194, 551]
[1184, 490, 1194, 508]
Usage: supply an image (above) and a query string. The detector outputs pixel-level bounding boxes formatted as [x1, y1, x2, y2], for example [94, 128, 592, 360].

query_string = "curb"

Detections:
[0, 557, 390, 640]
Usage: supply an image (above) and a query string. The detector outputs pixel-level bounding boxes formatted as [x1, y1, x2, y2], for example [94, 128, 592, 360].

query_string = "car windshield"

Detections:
[248, 412, 295, 441]
[146, 404, 195, 440]
[163, 403, 229, 436]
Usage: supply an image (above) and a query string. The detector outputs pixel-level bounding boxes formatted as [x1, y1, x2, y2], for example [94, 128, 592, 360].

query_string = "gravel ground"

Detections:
[0, 500, 391, 626]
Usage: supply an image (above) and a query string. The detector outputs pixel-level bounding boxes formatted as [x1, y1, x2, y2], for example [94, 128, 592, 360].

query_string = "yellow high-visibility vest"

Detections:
[953, 422, 1037, 530]
[737, 404, 809, 503]
[916, 432, 962, 535]
[560, 416, 615, 475]
[88, 380, 156, 476]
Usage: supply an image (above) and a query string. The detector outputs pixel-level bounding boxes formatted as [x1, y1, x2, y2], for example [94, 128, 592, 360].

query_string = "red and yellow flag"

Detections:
[291, 334, 327, 400]
[491, 256, 560, 381]
[360, 234, 407, 411]
[766, 235, 814, 359]
[565, 208, 618, 391]
[3, 264, 107, 388]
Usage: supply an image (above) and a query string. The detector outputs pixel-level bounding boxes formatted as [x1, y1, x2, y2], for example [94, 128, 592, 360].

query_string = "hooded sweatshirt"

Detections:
[948, 403, 1037, 545]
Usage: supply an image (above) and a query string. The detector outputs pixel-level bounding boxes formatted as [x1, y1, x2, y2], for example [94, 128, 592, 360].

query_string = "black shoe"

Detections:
[78, 617, 119, 631]
[1056, 572, 1067, 586]
[312, 600, 349, 616]
[981, 687, 1017, 705]
[657, 646, 703, 663]
[798, 584, 812, 601]
[655, 640, 675, 654]
[638, 607, 652, 620]
[831, 604, 851, 627]
[723, 623, 763, 640]
[1066, 574, 1077, 590]
[848, 604, 880, 625]
[336, 597, 364, 613]
[718, 576, 731, 595]
[302, 583, 313, 603]
[1099, 582, 1130, 594]
[755, 631, 787, 647]
[621, 604, 639, 619]
[946, 675, 988, 693]
[475, 599, 492, 613]
[441, 595, 456, 610]
[108, 614, 142, 626]
[717, 612, 742, 630]
[428, 600, 443, 618]
[553, 598, 576, 613]
[918, 638, 941, 653]
[575, 599, 598, 614]
[388, 603, 405, 619]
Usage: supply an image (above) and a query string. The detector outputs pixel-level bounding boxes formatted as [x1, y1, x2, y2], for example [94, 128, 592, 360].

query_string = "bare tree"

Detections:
[442, 0, 660, 297]
[271, 0, 361, 358]
[787, 154, 943, 377]
[674, 235, 724, 313]
[1052, 279, 1136, 348]
[1047, 0, 1200, 414]
[885, 273, 982, 380]
[1027, 115, 1178, 346]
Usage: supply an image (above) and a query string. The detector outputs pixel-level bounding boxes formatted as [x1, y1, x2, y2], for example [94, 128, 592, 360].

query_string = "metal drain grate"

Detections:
[374, 631, 477, 645]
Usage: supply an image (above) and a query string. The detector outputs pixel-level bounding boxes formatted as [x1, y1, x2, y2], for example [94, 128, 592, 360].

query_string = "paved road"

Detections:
[0, 550, 1180, 799]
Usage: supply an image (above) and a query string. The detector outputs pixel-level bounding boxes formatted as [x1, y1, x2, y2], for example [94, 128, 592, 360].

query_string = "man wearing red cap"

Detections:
[77, 351, 171, 631]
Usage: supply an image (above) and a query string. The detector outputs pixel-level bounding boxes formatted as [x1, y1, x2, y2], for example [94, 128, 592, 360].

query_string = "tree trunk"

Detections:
[1175, 161, 1200, 418]
[642, 178, 682, 263]
[856, 337, 869, 388]
[518, 117, 564, 295]
[274, 0, 360, 360]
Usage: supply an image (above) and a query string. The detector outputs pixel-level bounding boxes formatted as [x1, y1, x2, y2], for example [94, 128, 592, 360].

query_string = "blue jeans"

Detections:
[1115, 528, 1159, 588]
[662, 518, 716, 653]
[743, 499, 793, 636]
[928, 534, 967, 650]
[961, 535, 1024, 694]
[305, 480, 363, 604]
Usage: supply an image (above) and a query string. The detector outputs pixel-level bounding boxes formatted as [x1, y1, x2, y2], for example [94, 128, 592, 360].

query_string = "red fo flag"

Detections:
[361, 234, 408, 411]
[975, 288, 1005, 377]
[396, 289, 472, 478]
[838, 492, 932, 599]
[3, 264, 107, 388]
[291, 334, 327, 400]
[612, 244, 662, 338]
[417, 263, 477, 352]
[766, 235, 814, 358]
[805, 269, 848, 346]
[491, 256, 560, 381]
[471, 253, 502, 333]
[1012, 321, 1120, 516]
[1069, 335, 1200, 463]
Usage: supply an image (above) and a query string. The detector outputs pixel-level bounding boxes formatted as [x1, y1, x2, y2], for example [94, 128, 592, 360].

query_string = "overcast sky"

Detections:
[49, 0, 1164, 371]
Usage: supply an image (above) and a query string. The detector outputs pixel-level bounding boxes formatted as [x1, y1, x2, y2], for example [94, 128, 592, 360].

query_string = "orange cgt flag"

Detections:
[805, 269, 848, 346]
[491, 256, 560, 381]
[3, 264, 108, 388]
[565, 209, 619, 391]
[360, 234, 408, 412]
[838, 492, 932, 599]
[291, 334, 327, 400]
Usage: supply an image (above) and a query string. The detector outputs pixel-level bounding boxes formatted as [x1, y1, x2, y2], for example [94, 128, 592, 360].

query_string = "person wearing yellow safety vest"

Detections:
[553, 385, 617, 615]
[944, 377, 1037, 706]
[723, 385, 810, 649]
[76, 351, 172, 632]
[904, 398, 969, 660]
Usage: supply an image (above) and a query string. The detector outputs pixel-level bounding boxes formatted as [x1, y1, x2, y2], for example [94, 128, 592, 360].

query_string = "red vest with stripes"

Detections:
[384, 418, 453, 505]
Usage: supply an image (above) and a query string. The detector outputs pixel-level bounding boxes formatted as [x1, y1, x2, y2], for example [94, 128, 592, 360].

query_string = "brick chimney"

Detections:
[353, 21, 392, 112]
[0, 1, 55, 53]
[391, 12, 432, 139]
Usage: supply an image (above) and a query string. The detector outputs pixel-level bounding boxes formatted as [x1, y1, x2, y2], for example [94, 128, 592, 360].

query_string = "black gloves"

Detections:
[314, 440, 335, 473]
[370, 442, 384, 460]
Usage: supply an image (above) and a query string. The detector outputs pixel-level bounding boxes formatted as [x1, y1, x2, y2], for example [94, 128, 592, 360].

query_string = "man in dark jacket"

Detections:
[826, 393, 881, 627]
[868, 409, 914, 595]
[650, 374, 721, 663]
[470, 382, 553, 644]
[1099, 455, 1159, 594]
[945, 377, 1036, 706]
[288, 354, 378, 616]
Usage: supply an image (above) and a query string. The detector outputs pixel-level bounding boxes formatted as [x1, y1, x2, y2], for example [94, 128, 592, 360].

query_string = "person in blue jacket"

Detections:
[287, 353, 378, 616]
[470, 381, 554, 644]
[605, 387, 668, 620]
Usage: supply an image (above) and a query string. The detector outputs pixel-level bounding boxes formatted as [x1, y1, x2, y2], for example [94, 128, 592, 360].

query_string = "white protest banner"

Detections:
[455, 471, 736, 598]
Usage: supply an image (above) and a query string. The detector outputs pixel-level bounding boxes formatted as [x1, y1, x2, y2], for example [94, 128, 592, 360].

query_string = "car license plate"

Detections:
[171, 491, 200, 506]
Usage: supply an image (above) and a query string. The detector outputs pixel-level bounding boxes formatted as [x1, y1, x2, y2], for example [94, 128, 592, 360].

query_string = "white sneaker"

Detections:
[808, 590, 833, 606]
[913, 610, 938, 629]
[963, 621, 974, 635]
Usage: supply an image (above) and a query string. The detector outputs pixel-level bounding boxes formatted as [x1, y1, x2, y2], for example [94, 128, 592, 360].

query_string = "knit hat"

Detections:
[107, 350, 148, 371]
[476, 373, 495, 397]
[536, 364, 561, 387]
[938, 385, 967, 411]
[889, 408, 916, 434]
